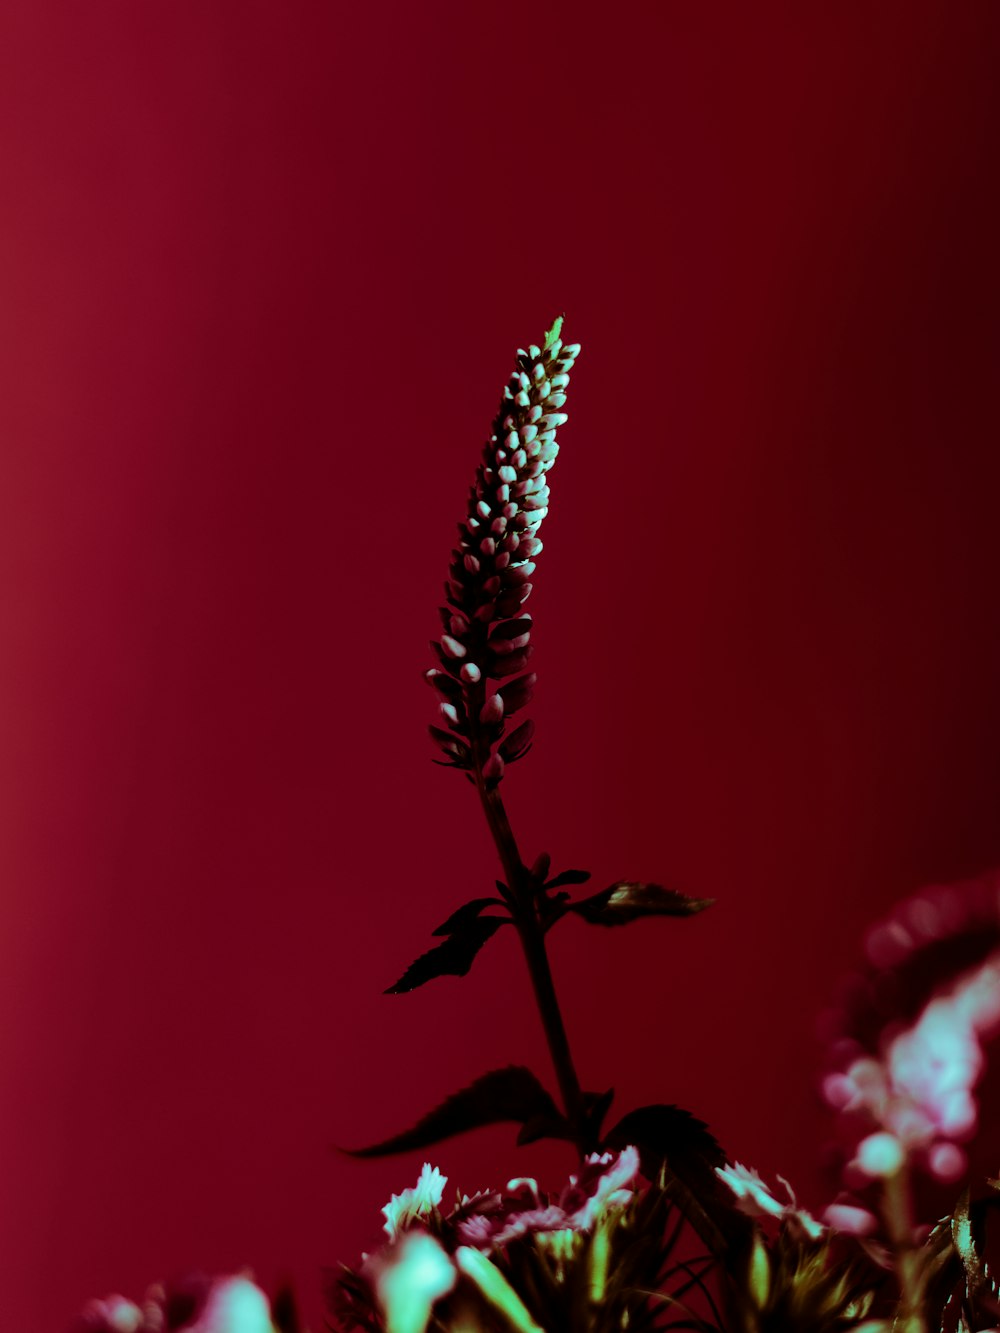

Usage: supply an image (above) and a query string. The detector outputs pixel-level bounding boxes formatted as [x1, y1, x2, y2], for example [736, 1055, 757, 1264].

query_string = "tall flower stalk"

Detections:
[352, 320, 714, 1184]
[425, 317, 589, 1147]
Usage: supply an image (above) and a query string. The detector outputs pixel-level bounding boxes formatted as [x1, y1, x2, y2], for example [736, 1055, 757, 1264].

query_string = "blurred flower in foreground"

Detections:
[69, 1275, 282, 1333]
[822, 877, 1000, 1186]
[426, 318, 579, 788]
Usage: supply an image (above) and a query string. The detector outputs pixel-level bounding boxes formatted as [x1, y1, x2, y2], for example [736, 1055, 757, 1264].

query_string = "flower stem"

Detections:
[471, 750, 590, 1153]
[881, 1165, 926, 1333]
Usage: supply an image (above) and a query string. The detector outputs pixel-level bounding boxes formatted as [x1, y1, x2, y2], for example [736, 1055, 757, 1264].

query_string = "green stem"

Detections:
[881, 1165, 926, 1333]
[469, 731, 590, 1153]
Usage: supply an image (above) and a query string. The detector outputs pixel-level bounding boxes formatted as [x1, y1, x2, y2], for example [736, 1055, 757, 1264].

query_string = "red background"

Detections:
[2, 4, 999, 1329]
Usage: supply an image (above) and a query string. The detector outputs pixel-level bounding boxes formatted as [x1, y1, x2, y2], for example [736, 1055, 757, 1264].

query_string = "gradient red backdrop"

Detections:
[2, 4, 1000, 1328]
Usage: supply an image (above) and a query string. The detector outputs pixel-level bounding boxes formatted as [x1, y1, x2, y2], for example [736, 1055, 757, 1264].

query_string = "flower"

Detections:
[825, 950, 1000, 1182]
[381, 1162, 448, 1239]
[715, 1161, 825, 1240]
[453, 1146, 641, 1248]
[426, 318, 580, 788]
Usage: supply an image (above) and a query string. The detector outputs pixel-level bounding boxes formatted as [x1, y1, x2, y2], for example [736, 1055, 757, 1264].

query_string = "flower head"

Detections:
[715, 1161, 825, 1241]
[426, 318, 579, 788]
[382, 1162, 448, 1239]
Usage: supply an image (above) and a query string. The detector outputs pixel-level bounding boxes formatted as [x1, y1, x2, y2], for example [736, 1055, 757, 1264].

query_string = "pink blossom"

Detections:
[828, 952, 1000, 1180]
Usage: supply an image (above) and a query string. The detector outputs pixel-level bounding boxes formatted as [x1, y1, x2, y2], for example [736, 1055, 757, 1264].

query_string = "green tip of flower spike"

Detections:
[543, 315, 564, 350]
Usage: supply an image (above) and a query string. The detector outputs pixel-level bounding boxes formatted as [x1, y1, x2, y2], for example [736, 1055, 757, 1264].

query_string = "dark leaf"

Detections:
[569, 881, 714, 927]
[343, 1065, 561, 1157]
[545, 868, 591, 889]
[516, 1108, 575, 1145]
[384, 917, 506, 993]
[603, 1104, 743, 1255]
[432, 897, 508, 936]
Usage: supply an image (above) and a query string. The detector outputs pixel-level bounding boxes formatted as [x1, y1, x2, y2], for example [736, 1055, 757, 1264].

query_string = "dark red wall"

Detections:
[2, 5, 999, 1329]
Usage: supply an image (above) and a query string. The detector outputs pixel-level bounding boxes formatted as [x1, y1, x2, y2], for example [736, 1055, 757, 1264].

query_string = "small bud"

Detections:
[855, 1132, 905, 1178]
[498, 672, 536, 712]
[489, 631, 530, 654]
[503, 561, 536, 585]
[539, 412, 568, 428]
[545, 391, 567, 408]
[480, 537, 497, 556]
[490, 615, 532, 640]
[482, 752, 505, 786]
[439, 702, 461, 728]
[528, 344, 540, 359]
[497, 465, 517, 483]
[531, 852, 551, 881]
[495, 585, 531, 618]
[460, 662, 481, 684]
[480, 694, 504, 725]
[440, 635, 467, 660]
[514, 390, 529, 407]
[519, 424, 538, 444]
[499, 718, 534, 761]
[476, 500, 490, 520]
[561, 343, 581, 357]
[527, 405, 542, 423]
[550, 373, 570, 389]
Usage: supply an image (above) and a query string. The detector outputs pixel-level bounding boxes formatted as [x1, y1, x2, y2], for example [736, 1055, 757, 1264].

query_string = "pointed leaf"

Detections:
[385, 918, 506, 993]
[569, 881, 714, 927]
[343, 1065, 561, 1157]
[545, 868, 591, 889]
[432, 897, 508, 936]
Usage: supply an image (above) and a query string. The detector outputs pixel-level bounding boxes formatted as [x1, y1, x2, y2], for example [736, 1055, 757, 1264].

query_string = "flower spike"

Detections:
[427, 317, 578, 785]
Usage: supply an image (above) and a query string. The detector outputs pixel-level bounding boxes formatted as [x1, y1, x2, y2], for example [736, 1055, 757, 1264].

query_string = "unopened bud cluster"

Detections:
[426, 319, 579, 787]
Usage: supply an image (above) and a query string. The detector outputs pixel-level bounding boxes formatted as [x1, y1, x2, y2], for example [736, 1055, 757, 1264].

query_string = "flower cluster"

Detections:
[329, 1148, 674, 1333]
[822, 877, 1000, 1192]
[426, 318, 579, 788]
